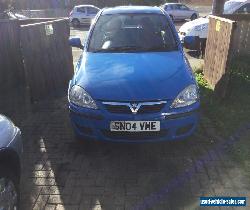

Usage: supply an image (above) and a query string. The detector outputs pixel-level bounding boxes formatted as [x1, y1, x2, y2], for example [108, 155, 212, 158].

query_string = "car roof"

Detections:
[102, 6, 164, 15]
[74, 5, 98, 8]
[226, 0, 248, 2]
[164, 3, 183, 5]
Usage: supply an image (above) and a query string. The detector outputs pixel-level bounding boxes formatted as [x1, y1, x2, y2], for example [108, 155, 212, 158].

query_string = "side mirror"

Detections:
[69, 37, 84, 49]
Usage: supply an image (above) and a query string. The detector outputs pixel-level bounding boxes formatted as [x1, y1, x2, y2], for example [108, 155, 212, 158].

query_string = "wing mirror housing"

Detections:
[69, 37, 84, 49]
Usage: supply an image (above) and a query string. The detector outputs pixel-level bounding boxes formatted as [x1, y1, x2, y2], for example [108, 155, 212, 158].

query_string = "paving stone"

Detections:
[55, 204, 79, 210]
[48, 195, 63, 204]
[32, 195, 49, 210]
[44, 204, 56, 210]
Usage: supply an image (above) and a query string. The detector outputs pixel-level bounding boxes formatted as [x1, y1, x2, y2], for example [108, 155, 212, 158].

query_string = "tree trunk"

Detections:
[212, 0, 226, 15]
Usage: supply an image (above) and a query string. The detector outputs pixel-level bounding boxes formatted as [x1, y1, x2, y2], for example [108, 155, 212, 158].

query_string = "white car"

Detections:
[179, 0, 250, 52]
[69, 5, 100, 27]
[161, 3, 199, 21]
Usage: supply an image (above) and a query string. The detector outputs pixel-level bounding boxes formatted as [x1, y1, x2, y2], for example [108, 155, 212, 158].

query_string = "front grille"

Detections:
[103, 101, 166, 114]
[102, 129, 168, 140]
[138, 103, 165, 114]
[105, 104, 131, 114]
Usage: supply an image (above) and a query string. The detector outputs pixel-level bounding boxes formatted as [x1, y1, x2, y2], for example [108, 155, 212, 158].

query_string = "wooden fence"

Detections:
[20, 19, 73, 101]
[0, 18, 74, 102]
[16, 9, 69, 18]
[0, 20, 25, 93]
[204, 14, 250, 97]
[223, 14, 250, 58]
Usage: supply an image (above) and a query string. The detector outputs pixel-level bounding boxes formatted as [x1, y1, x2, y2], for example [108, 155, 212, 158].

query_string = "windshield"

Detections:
[88, 14, 178, 53]
[224, 1, 242, 13]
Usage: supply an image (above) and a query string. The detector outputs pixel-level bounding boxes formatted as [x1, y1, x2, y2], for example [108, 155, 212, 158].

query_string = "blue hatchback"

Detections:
[68, 6, 200, 143]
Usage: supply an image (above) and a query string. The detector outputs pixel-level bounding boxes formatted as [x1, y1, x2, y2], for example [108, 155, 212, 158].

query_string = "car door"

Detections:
[76, 7, 88, 24]
[163, 5, 173, 17]
[179, 4, 193, 19]
[170, 4, 180, 19]
[234, 3, 250, 14]
[173, 4, 188, 19]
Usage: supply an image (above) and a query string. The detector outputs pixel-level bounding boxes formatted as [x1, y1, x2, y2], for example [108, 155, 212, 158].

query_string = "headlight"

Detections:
[171, 84, 198, 108]
[69, 85, 98, 109]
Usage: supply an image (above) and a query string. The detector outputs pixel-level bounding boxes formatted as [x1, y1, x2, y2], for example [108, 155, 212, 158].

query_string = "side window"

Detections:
[236, 3, 250, 14]
[172, 4, 178, 10]
[77, 7, 86, 13]
[87, 7, 98, 15]
[179, 5, 189, 10]
[164, 5, 168, 10]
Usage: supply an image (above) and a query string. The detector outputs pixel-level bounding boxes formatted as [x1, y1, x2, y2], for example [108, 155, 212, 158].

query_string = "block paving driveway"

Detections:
[1, 85, 249, 210]
[1, 27, 249, 210]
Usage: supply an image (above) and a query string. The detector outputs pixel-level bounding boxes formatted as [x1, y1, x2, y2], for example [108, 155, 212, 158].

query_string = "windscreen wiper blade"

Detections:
[142, 46, 169, 52]
[92, 46, 142, 52]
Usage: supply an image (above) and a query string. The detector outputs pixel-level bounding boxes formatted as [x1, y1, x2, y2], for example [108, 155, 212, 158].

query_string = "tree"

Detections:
[212, 0, 225, 15]
[0, 0, 16, 12]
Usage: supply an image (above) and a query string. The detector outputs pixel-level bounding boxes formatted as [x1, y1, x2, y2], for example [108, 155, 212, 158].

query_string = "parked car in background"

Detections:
[165, 0, 179, 2]
[0, 115, 22, 210]
[161, 3, 199, 21]
[69, 5, 100, 27]
[68, 6, 200, 143]
[0, 11, 28, 20]
[224, 0, 250, 14]
[179, 0, 250, 53]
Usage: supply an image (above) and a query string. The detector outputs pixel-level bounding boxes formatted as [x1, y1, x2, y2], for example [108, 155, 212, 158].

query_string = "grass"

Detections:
[196, 58, 250, 137]
[195, 57, 250, 180]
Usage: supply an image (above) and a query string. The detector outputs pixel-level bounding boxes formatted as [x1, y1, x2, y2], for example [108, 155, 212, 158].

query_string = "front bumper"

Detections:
[69, 102, 200, 143]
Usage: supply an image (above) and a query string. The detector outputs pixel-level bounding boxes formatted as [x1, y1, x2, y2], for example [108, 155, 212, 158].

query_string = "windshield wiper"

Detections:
[92, 46, 177, 53]
[141, 46, 171, 52]
[92, 46, 143, 53]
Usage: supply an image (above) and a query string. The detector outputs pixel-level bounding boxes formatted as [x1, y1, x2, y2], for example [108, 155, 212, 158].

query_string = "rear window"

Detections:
[87, 7, 99, 14]
[77, 7, 86, 13]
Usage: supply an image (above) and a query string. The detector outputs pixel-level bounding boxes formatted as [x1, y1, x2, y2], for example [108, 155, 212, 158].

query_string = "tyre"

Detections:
[0, 164, 20, 210]
[72, 19, 80, 28]
[191, 14, 198, 21]
[198, 38, 207, 58]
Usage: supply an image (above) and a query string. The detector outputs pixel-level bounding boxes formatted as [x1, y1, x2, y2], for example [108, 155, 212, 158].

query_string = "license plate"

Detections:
[110, 121, 160, 132]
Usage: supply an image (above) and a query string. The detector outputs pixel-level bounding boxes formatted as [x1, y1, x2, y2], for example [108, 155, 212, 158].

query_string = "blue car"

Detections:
[68, 6, 200, 143]
[0, 115, 22, 209]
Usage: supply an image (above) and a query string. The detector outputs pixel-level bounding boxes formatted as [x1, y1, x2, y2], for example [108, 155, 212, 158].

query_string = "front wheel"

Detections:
[198, 38, 207, 58]
[0, 165, 19, 210]
[191, 14, 198, 21]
